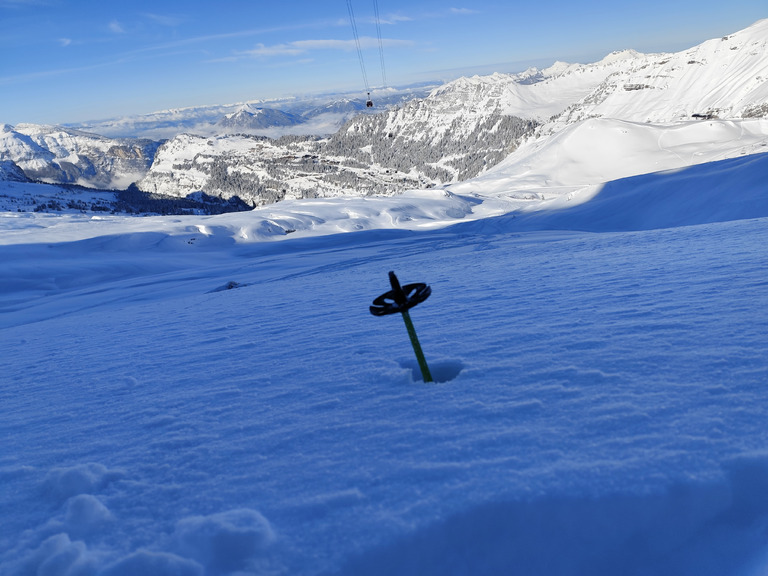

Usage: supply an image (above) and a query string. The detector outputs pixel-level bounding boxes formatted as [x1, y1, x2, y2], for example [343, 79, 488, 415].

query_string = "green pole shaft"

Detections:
[401, 309, 433, 383]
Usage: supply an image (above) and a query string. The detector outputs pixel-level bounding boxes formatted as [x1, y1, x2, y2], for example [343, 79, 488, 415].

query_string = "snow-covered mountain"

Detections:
[0, 124, 158, 189]
[315, 55, 644, 187]
[0, 159, 29, 183]
[0, 88, 434, 197]
[65, 85, 437, 140]
[216, 104, 304, 132]
[421, 52, 643, 124]
[138, 20, 768, 207]
[136, 49, 646, 206]
[3, 19, 768, 209]
[552, 19, 768, 127]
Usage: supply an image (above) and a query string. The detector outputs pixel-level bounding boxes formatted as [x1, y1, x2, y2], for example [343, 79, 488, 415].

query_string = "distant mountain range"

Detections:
[1, 19, 767, 211]
[217, 105, 304, 131]
[64, 84, 438, 140]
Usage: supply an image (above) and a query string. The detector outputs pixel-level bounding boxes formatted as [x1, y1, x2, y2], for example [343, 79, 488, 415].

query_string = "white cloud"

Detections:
[109, 20, 125, 34]
[244, 43, 305, 57]
[376, 13, 413, 25]
[242, 37, 412, 59]
[143, 13, 183, 27]
[294, 39, 360, 50]
[450, 7, 480, 15]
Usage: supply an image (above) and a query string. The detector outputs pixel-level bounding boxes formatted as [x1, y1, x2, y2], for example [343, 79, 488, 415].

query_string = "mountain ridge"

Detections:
[0, 123, 159, 189]
[1, 19, 767, 210]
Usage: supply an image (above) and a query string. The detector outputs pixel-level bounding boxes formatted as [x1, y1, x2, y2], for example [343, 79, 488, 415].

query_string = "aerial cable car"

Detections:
[346, 0, 387, 108]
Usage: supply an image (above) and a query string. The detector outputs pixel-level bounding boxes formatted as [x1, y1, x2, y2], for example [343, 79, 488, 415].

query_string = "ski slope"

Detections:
[448, 118, 768, 203]
[2, 112, 768, 576]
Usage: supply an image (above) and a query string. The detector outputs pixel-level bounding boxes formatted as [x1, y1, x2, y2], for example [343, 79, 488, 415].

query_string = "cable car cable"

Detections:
[346, 0, 370, 95]
[372, 0, 387, 88]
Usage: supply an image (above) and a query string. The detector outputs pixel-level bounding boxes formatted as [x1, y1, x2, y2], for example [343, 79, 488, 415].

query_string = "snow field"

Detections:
[2, 198, 768, 574]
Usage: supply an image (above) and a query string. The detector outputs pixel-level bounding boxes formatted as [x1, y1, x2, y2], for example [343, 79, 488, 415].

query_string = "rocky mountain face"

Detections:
[137, 134, 317, 205]
[138, 88, 543, 206]
[322, 94, 538, 184]
[0, 159, 30, 182]
[0, 124, 159, 189]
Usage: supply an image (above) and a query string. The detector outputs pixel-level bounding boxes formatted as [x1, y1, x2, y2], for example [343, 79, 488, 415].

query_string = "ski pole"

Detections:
[370, 271, 433, 383]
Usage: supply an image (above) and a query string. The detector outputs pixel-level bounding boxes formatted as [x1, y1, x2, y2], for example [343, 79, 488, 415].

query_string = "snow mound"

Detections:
[42, 463, 124, 504]
[462, 151, 768, 233]
[173, 509, 275, 574]
[63, 494, 114, 538]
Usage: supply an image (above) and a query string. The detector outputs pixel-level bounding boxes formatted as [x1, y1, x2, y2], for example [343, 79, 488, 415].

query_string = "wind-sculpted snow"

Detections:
[499, 152, 768, 232]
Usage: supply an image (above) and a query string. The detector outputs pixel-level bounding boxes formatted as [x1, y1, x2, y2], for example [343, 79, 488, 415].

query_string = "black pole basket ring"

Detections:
[370, 280, 431, 316]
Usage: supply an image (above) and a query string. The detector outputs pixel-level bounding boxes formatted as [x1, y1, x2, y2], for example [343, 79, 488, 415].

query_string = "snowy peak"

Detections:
[424, 50, 651, 123]
[596, 49, 644, 65]
[554, 19, 768, 125]
[729, 17, 768, 40]
[217, 106, 305, 132]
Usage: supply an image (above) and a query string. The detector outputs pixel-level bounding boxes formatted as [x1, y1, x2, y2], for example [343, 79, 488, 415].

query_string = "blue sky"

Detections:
[1, 0, 765, 125]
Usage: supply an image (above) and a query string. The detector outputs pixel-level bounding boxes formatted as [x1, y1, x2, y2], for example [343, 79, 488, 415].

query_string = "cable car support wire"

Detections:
[372, 0, 387, 89]
[346, 0, 387, 107]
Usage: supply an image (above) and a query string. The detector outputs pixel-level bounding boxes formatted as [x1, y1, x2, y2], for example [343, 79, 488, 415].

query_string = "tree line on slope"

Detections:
[186, 111, 538, 206]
